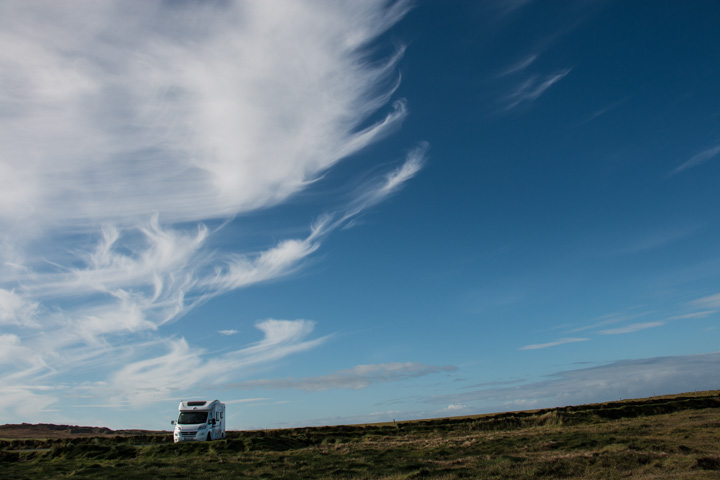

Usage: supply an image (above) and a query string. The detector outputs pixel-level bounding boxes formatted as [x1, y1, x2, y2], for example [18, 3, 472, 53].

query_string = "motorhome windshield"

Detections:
[177, 411, 208, 424]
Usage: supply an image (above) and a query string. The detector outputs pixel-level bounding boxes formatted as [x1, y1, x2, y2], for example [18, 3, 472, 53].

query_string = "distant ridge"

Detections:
[0, 423, 166, 439]
[2, 390, 718, 439]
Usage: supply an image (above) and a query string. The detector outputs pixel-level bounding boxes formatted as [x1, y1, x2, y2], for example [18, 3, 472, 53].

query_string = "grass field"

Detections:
[2, 390, 719, 479]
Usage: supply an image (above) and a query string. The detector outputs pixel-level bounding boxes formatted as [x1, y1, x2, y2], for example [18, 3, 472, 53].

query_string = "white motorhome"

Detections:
[172, 400, 226, 443]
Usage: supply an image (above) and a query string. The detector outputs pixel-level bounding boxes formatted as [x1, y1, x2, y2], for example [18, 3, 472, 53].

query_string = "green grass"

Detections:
[2, 391, 719, 479]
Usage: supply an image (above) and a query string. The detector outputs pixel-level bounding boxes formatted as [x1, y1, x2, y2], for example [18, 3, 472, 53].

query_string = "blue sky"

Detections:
[1, 0, 719, 430]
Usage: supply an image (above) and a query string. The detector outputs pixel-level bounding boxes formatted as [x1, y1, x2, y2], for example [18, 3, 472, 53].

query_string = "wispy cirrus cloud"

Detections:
[526, 295, 716, 352]
[666, 311, 715, 320]
[494, 48, 572, 111]
[598, 321, 665, 335]
[0, 0, 424, 422]
[564, 310, 654, 334]
[670, 144, 720, 176]
[497, 54, 538, 77]
[577, 98, 627, 125]
[504, 68, 572, 110]
[520, 337, 588, 351]
[611, 226, 699, 256]
[690, 292, 720, 309]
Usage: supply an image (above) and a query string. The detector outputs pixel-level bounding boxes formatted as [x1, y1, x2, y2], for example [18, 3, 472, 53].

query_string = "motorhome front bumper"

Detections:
[174, 429, 207, 442]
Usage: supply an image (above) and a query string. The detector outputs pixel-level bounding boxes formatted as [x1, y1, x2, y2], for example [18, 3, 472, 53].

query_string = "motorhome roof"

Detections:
[178, 399, 223, 411]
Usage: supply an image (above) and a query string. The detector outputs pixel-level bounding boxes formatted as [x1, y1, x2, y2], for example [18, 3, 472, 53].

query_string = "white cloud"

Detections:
[0, 334, 33, 365]
[0, 289, 38, 326]
[520, 337, 588, 350]
[335, 142, 428, 225]
[109, 319, 329, 405]
[0, 0, 423, 422]
[614, 227, 697, 255]
[670, 144, 720, 176]
[428, 352, 720, 411]
[232, 362, 457, 391]
[666, 311, 715, 320]
[498, 54, 537, 77]
[0, 386, 59, 418]
[564, 310, 654, 334]
[0, 0, 414, 230]
[577, 98, 627, 125]
[690, 292, 720, 309]
[598, 321, 665, 335]
[504, 68, 572, 110]
[109, 338, 203, 404]
[219, 330, 239, 336]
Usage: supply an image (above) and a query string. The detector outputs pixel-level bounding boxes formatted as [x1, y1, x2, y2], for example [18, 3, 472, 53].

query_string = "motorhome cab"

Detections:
[172, 400, 226, 443]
